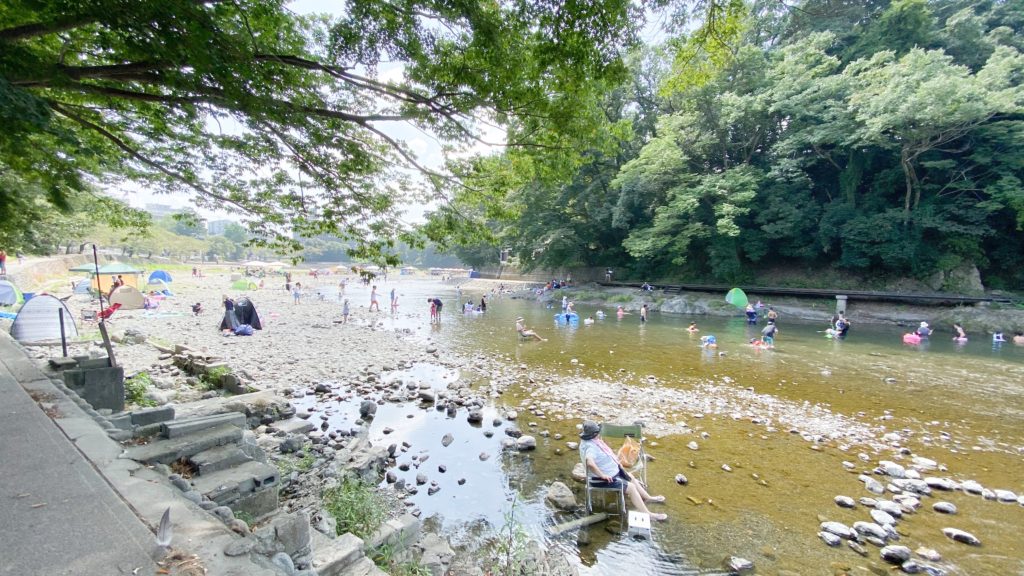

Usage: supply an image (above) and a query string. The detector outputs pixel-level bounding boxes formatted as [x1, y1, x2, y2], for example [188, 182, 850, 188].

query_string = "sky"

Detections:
[124, 0, 669, 223]
[126, 0, 498, 224]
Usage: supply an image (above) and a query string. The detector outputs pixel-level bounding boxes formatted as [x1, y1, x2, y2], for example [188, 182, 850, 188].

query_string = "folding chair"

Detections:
[580, 422, 647, 531]
[600, 422, 647, 487]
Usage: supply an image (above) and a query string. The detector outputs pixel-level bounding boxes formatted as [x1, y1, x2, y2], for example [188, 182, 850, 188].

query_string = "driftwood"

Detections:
[546, 513, 608, 536]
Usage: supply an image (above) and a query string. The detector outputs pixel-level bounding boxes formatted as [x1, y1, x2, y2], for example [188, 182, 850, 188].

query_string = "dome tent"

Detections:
[109, 285, 145, 310]
[10, 294, 78, 343]
[0, 280, 24, 306]
[148, 270, 173, 283]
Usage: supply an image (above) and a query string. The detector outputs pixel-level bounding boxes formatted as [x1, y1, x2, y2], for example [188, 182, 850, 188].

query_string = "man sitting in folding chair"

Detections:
[579, 420, 667, 522]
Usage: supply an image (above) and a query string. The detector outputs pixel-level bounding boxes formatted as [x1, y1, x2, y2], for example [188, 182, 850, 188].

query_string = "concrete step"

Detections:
[273, 417, 315, 436]
[190, 444, 253, 475]
[123, 423, 243, 465]
[312, 533, 366, 576]
[190, 460, 279, 506]
[342, 556, 388, 576]
[161, 412, 247, 438]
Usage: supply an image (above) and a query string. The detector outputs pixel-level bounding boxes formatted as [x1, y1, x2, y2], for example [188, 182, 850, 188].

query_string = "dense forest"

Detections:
[440, 0, 1024, 290]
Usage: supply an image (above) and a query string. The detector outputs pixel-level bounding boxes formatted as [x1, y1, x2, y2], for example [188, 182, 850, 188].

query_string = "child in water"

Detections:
[953, 323, 967, 341]
[687, 322, 699, 333]
[701, 335, 717, 348]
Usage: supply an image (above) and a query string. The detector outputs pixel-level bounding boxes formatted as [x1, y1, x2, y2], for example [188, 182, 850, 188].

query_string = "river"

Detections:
[303, 280, 1024, 575]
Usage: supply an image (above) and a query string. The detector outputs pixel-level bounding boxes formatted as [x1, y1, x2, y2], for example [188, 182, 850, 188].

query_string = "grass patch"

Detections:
[608, 294, 633, 303]
[373, 542, 431, 576]
[323, 477, 388, 540]
[124, 371, 158, 407]
[200, 365, 231, 390]
[276, 447, 316, 476]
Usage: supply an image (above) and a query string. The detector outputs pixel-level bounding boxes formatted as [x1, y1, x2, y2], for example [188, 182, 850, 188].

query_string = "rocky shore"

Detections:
[4, 263, 1022, 575]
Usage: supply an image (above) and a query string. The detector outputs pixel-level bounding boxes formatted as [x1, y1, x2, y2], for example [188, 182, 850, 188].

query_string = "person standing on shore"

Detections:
[342, 298, 350, 324]
[292, 282, 302, 304]
[370, 285, 380, 311]
[0, 249, 7, 275]
[390, 288, 398, 314]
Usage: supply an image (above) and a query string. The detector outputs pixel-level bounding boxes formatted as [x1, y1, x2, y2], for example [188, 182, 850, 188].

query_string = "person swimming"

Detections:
[687, 322, 699, 333]
[953, 323, 967, 341]
[993, 331, 1007, 343]
[701, 335, 717, 348]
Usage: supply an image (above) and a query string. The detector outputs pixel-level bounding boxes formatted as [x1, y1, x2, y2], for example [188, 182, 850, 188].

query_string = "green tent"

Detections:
[725, 287, 748, 309]
[231, 279, 258, 290]
[68, 263, 98, 273]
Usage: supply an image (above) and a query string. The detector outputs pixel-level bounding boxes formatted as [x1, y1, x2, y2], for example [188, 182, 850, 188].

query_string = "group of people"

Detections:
[914, 322, 1024, 344]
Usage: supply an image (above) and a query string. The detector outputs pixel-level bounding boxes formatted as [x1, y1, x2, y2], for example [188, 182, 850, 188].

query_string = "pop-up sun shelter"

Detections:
[220, 296, 263, 331]
[109, 285, 145, 309]
[10, 294, 79, 342]
[0, 280, 24, 306]
[91, 262, 144, 293]
[148, 270, 173, 283]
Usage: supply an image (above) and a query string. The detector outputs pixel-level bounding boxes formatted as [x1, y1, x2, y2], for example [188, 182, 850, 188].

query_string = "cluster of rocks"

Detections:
[817, 455, 1020, 574]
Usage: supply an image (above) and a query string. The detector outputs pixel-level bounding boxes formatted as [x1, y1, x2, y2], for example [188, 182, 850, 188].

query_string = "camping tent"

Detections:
[148, 270, 173, 283]
[73, 279, 92, 295]
[10, 294, 78, 343]
[68, 263, 98, 273]
[91, 262, 144, 293]
[231, 279, 259, 290]
[220, 296, 263, 331]
[0, 280, 24, 306]
[109, 285, 146, 309]
[147, 278, 173, 295]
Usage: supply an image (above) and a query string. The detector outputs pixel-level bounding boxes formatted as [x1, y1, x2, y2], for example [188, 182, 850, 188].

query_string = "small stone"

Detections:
[674, 474, 688, 485]
[834, 495, 855, 509]
[932, 502, 957, 514]
[880, 545, 912, 564]
[441, 433, 454, 447]
[942, 527, 980, 546]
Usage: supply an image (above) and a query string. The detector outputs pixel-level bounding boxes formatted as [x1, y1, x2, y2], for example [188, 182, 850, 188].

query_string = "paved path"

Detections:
[0, 335, 158, 576]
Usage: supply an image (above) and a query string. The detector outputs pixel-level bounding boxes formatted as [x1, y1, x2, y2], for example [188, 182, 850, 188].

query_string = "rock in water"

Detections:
[870, 509, 897, 526]
[441, 433, 454, 447]
[942, 527, 981, 546]
[545, 482, 578, 511]
[820, 521, 854, 540]
[725, 557, 754, 574]
[818, 532, 841, 547]
[675, 474, 688, 485]
[853, 521, 888, 540]
[880, 545, 912, 564]
[359, 400, 377, 418]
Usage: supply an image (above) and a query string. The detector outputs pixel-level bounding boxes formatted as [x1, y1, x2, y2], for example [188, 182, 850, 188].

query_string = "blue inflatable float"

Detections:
[554, 312, 579, 326]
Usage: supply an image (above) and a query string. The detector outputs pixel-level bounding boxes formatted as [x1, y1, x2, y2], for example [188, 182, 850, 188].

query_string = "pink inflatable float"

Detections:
[903, 333, 922, 345]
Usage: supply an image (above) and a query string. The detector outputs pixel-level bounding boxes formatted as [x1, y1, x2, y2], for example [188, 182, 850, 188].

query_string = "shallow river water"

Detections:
[306, 280, 1024, 575]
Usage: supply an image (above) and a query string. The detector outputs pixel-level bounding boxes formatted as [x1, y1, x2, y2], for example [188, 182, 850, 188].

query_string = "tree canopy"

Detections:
[0, 0, 668, 262]
[441, 0, 1024, 290]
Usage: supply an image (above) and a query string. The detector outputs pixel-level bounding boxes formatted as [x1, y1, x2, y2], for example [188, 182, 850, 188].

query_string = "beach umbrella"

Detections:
[725, 287, 748, 309]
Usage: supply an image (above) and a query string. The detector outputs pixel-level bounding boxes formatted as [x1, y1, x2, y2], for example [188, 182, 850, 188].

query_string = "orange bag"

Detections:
[617, 436, 641, 468]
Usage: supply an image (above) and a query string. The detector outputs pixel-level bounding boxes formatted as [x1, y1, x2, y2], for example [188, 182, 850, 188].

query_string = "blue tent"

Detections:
[149, 270, 173, 283]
